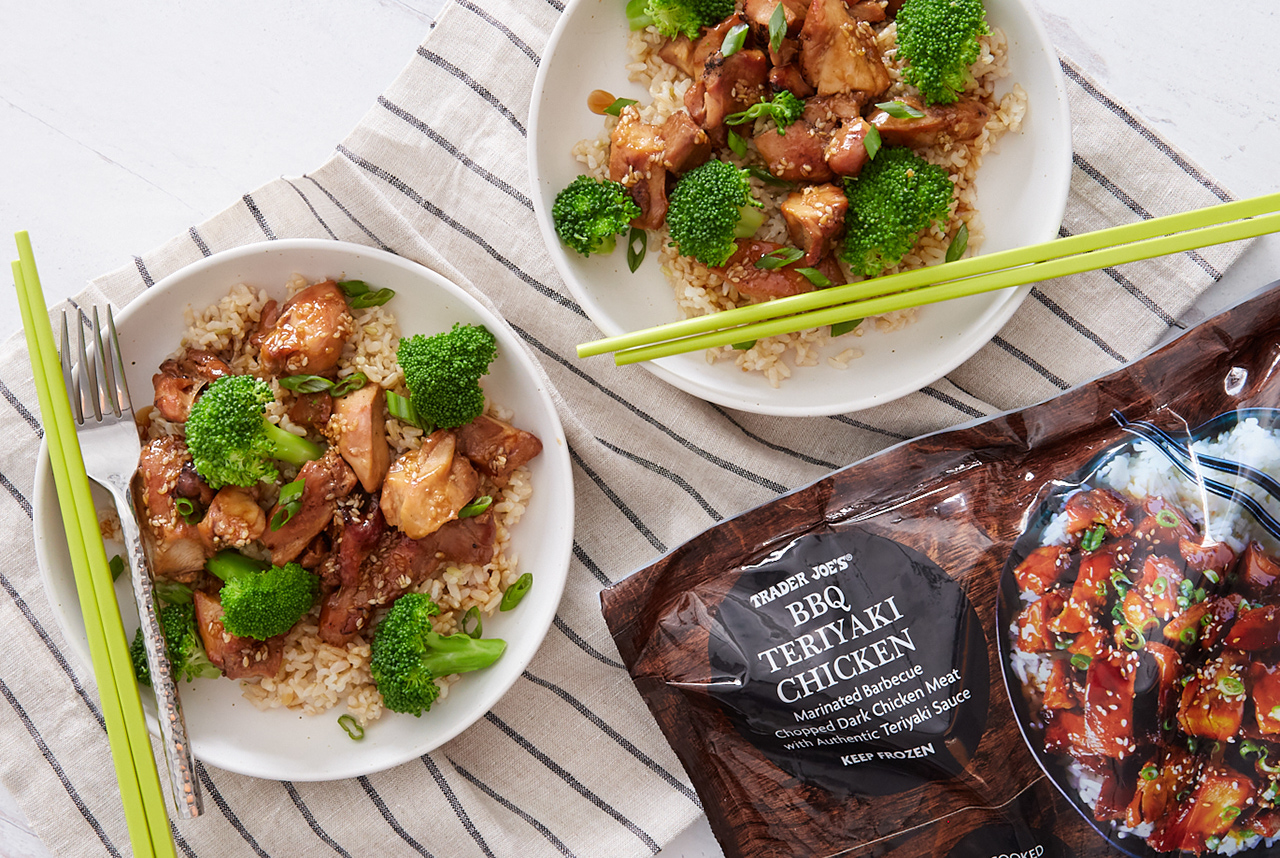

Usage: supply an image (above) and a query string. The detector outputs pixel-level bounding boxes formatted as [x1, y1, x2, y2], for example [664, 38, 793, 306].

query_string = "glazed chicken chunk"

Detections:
[257, 280, 355, 376]
[134, 435, 210, 581]
[380, 430, 481, 540]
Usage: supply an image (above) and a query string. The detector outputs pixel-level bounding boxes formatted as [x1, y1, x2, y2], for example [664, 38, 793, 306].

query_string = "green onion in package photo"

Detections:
[601, 284, 1280, 858]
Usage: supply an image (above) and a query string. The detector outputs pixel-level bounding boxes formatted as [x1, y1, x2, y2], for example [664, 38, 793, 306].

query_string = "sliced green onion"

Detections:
[1156, 508, 1180, 528]
[1221, 806, 1242, 823]
[863, 122, 881, 161]
[270, 477, 306, 531]
[459, 496, 493, 519]
[727, 130, 748, 159]
[796, 267, 833, 288]
[768, 2, 786, 54]
[944, 223, 969, 263]
[1082, 524, 1106, 552]
[338, 713, 365, 740]
[1070, 653, 1091, 670]
[461, 605, 483, 639]
[1241, 740, 1267, 761]
[1054, 638, 1070, 650]
[279, 371, 369, 398]
[732, 340, 757, 350]
[1272, 705, 1280, 720]
[1206, 836, 1222, 851]
[174, 496, 201, 524]
[1194, 587, 1207, 603]
[1179, 578, 1194, 595]
[603, 97, 638, 117]
[744, 165, 791, 186]
[1205, 569, 1221, 584]
[500, 572, 533, 611]
[1151, 576, 1168, 594]
[1110, 569, 1132, 587]
[875, 100, 924, 119]
[830, 318, 861, 337]
[721, 23, 748, 57]
[755, 248, 805, 269]
[337, 280, 395, 308]
[625, 227, 647, 273]
[385, 390, 425, 429]
[154, 580, 194, 604]
[1179, 627, 1198, 645]
[1187, 737, 1198, 753]
[1140, 764, 1158, 781]
[1119, 625, 1145, 650]
[109, 555, 126, 581]
[1218, 676, 1245, 696]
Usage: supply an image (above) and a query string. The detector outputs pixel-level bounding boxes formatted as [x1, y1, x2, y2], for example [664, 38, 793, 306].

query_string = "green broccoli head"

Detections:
[370, 592, 507, 716]
[896, 0, 990, 105]
[185, 374, 325, 488]
[666, 159, 766, 267]
[552, 175, 641, 257]
[629, 0, 734, 39]
[840, 147, 955, 277]
[206, 550, 318, 640]
[131, 602, 220, 686]
[397, 323, 498, 430]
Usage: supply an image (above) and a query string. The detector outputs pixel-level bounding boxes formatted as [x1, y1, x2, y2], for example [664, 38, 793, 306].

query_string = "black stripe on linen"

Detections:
[0, 560, 105, 728]
[1028, 286, 1128, 363]
[133, 256, 154, 288]
[283, 180, 340, 240]
[0, 378, 42, 435]
[826, 413, 912, 441]
[511, 323, 791, 492]
[569, 445, 666, 552]
[522, 669, 702, 806]
[422, 755, 497, 858]
[712, 405, 840, 470]
[188, 226, 212, 257]
[195, 762, 272, 857]
[300, 175, 394, 252]
[377, 96, 535, 211]
[284, 781, 354, 857]
[243, 193, 277, 240]
[541, 0, 566, 13]
[449, 759, 578, 858]
[0, 470, 33, 518]
[1070, 154, 1221, 286]
[1060, 60, 1234, 204]
[338, 146, 586, 316]
[990, 336, 1069, 390]
[416, 47, 527, 136]
[920, 386, 985, 419]
[595, 436, 723, 522]
[1102, 262, 1179, 327]
[357, 775, 436, 856]
[0, 678, 122, 857]
[451, 0, 541, 64]
[572, 542, 613, 587]
[553, 615, 626, 669]
[485, 712, 663, 854]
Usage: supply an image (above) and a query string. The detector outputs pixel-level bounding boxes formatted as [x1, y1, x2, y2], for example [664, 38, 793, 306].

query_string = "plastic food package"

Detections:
[601, 284, 1280, 858]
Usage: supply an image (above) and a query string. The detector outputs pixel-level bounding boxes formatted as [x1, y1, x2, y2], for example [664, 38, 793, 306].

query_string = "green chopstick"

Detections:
[577, 190, 1280, 362]
[13, 236, 174, 858]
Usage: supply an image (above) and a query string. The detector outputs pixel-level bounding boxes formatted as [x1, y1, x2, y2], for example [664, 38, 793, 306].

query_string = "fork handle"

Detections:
[109, 478, 203, 819]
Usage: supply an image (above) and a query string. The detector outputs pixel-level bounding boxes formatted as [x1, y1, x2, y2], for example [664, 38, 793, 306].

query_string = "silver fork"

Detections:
[62, 306, 202, 820]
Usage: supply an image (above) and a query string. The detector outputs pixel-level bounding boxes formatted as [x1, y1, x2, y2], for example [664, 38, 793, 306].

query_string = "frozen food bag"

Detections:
[601, 283, 1280, 858]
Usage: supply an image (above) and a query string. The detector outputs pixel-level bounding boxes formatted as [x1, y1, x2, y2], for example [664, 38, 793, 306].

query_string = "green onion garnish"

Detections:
[154, 580, 194, 605]
[727, 130, 748, 159]
[1179, 578, 1194, 595]
[461, 605, 483, 639]
[1205, 570, 1220, 584]
[768, 2, 786, 54]
[755, 248, 805, 269]
[1119, 625, 1145, 650]
[278, 371, 369, 398]
[945, 223, 969, 263]
[109, 555, 126, 581]
[270, 477, 306, 531]
[721, 23, 748, 57]
[1221, 806, 1242, 823]
[797, 267, 833, 288]
[627, 227, 647, 273]
[337, 280, 395, 308]
[863, 123, 881, 161]
[1179, 627, 1198, 645]
[338, 714, 364, 740]
[830, 318, 861, 337]
[1218, 676, 1245, 696]
[1140, 764, 1158, 781]
[385, 390, 426, 429]
[1155, 508, 1179, 528]
[500, 572, 533, 611]
[459, 496, 493, 519]
[1070, 653, 1091, 670]
[732, 340, 757, 350]
[1081, 524, 1106, 551]
[875, 100, 925, 119]
[1151, 576, 1168, 594]
[603, 97, 638, 117]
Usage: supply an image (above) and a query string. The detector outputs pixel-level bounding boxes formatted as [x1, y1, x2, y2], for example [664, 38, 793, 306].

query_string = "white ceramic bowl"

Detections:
[33, 239, 574, 781]
[529, 0, 1072, 416]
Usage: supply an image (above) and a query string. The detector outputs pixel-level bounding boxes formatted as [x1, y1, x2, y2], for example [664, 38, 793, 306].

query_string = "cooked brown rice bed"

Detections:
[154, 278, 533, 726]
[573, 22, 1028, 387]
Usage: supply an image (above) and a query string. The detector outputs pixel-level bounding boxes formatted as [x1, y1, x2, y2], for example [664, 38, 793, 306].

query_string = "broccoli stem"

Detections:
[205, 549, 265, 583]
[262, 419, 324, 467]
[734, 205, 766, 239]
[421, 632, 507, 677]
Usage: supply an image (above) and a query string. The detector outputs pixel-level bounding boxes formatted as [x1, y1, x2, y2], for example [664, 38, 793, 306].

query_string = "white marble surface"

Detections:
[3, 1, 1280, 855]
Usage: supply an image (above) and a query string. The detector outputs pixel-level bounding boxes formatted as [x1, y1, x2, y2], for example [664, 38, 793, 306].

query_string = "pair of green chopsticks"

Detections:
[578, 191, 1280, 363]
[12, 233, 176, 858]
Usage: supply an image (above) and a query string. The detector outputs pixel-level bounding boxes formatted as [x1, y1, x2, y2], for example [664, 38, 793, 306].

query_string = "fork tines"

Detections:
[61, 306, 130, 422]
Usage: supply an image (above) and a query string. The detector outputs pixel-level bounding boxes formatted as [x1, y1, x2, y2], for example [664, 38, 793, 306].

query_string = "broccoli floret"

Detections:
[552, 175, 640, 257]
[840, 147, 954, 277]
[370, 593, 506, 716]
[185, 375, 325, 489]
[397, 323, 498, 430]
[131, 602, 219, 687]
[666, 160, 766, 267]
[896, 0, 990, 105]
[626, 0, 734, 39]
[725, 90, 806, 135]
[205, 550, 318, 641]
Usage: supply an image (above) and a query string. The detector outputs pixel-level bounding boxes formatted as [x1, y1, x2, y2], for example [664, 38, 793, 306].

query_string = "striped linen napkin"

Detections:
[0, 0, 1253, 855]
